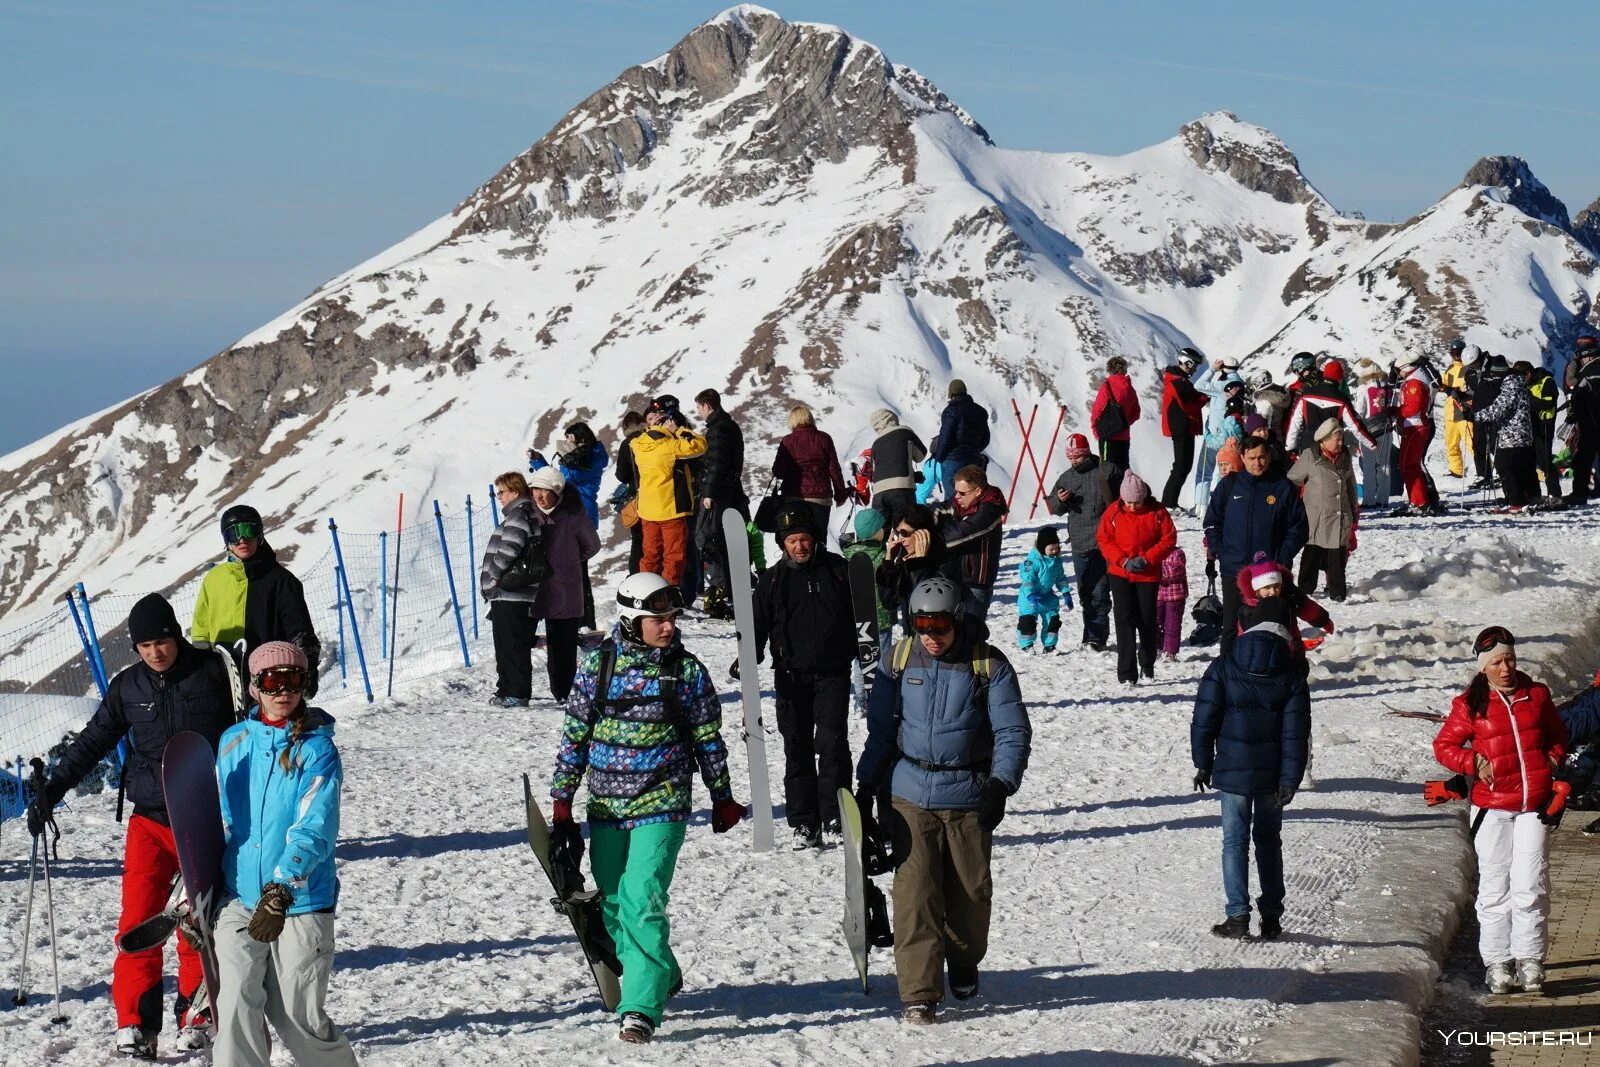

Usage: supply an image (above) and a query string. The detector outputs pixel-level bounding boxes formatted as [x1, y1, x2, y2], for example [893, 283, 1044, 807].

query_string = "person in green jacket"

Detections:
[842, 507, 893, 662]
[549, 571, 746, 1045]
[191, 504, 321, 695]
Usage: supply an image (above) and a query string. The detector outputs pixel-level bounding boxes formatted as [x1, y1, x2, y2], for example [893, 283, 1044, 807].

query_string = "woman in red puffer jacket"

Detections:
[1432, 626, 1568, 996]
[1095, 470, 1176, 684]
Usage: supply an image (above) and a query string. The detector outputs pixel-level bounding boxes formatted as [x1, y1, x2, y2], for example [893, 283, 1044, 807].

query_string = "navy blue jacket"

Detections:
[933, 395, 991, 464]
[1203, 469, 1308, 576]
[1191, 627, 1311, 796]
[1562, 688, 1600, 746]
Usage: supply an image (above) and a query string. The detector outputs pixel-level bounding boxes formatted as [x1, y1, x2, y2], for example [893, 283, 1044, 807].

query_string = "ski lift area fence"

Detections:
[0, 493, 499, 828]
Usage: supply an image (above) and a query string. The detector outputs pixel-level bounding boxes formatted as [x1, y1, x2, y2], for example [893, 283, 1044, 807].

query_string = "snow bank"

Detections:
[1363, 532, 1551, 602]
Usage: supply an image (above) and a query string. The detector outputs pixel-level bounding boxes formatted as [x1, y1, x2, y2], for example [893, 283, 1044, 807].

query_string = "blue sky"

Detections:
[2, 0, 1596, 454]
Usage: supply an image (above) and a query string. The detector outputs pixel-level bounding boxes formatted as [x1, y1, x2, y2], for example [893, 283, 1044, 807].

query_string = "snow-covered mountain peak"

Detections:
[1177, 110, 1323, 207]
[1458, 155, 1572, 230]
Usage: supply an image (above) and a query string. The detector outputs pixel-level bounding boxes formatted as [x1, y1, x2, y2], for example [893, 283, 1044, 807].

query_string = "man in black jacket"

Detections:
[28, 594, 237, 1057]
[754, 505, 857, 849]
[612, 410, 648, 573]
[694, 389, 747, 620]
[932, 380, 990, 502]
[1047, 433, 1121, 649]
[1568, 337, 1600, 505]
[867, 408, 928, 529]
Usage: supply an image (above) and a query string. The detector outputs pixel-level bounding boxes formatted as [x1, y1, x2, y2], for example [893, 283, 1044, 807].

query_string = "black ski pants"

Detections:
[539, 616, 582, 703]
[872, 488, 915, 531]
[1109, 576, 1158, 682]
[774, 667, 852, 831]
[627, 522, 644, 575]
[1219, 573, 1242, 658]
[1536, 420, 1560, 499]
[695, 495, 749, 593]
[1162, 435, 1196, 509]
[1073, 550, 1111, 646]
[1473, 420, 1494, 481]
[1297, 546, 1347, 600]
[1497, 446, 1538, 509]
[490, 600, 537, 701]
[1102, 438, 1131, 470]
[1571, 420, 1599, 502]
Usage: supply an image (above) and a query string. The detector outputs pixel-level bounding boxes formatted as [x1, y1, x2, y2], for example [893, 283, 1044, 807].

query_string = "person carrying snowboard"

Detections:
[210, 642, 356, 1067]
[1015, 526, 1071, 653]
[550, 572, 745, 1044]
[855, 576, 1031, 1025]
[841, 507, 894, 664]
[754, 504, 857, 848]
[26, 593, 237, 1059]
[190, 504, 321, 693]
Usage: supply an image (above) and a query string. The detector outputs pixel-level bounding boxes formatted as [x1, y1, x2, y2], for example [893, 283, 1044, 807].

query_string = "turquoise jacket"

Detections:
[1016, 548, 1071, 617]
[217, 707, 342, 914]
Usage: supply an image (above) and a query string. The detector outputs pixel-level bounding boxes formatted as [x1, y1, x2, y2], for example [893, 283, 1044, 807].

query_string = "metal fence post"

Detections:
[333, 565, 349, 684]
[465, 494, 479, 640]
[328, 519, 374, 703]
[433, 500, 472, 668]
[378, 530, 388, 660]
[65, 592, 109, 698]
[74, 582, 111, 695]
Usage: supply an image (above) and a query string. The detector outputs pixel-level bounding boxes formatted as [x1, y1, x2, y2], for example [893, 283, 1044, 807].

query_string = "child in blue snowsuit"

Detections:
[1017, 526, 1072, 652]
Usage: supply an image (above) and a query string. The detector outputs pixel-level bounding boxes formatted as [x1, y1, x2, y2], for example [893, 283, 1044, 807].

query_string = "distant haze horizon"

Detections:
[3, 0, 1596, 456]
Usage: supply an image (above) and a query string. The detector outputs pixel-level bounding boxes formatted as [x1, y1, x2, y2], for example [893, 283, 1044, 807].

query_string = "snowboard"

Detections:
[722, 508, 776, 852]
[838, 788, 870, 993]
[520, 774, 623, 1012]
[162, 731, 226, 1027]
[847, 553, 881, 691]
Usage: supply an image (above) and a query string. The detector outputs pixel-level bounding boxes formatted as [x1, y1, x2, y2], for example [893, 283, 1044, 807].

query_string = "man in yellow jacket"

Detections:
[630, 396, 707, 586]
[1440, 339, 1474, 478]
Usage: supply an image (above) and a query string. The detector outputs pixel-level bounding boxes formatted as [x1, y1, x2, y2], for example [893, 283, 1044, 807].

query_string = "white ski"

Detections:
[722, 508, 775, 852]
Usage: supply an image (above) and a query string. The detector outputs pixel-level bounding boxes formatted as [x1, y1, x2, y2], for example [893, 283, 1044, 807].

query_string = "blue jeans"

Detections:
[939, 458, 964, 502]
[1072, 551, 1111, 645]
[1220, 791, 1284, 919]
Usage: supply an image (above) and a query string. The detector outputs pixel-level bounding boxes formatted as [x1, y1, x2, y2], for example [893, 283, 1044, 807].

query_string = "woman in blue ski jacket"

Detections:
[212, 641, 357, 1067]
[531, 422, 609, 527]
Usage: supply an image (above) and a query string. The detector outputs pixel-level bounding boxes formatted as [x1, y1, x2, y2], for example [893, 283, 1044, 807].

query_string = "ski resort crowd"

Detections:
[16, 331, 1600, 1054]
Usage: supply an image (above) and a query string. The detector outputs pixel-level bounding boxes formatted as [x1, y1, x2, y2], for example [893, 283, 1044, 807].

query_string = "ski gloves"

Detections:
[1540, 780, 1572, 827]
[711, 798, 746, 834]
[248, 883, 294, 943]
[854, 788, 903, 877]
[1423, 775, 1469, 806]
[1124, 557, 1149, 574]
[1192, 770, 1212, 791]
[978, 778, 1009, 831]
[25, 777, 65, 838]
[1276, 785, 1296, 807]
[550, 799, 584, 868]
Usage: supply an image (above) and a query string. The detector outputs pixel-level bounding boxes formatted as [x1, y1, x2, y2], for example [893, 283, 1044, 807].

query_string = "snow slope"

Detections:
[6, 479, 1596, 1065]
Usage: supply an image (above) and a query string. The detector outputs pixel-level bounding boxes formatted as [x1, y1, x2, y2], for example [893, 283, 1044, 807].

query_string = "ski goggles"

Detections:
[224, 521, 261, 544]
[254, 666, 307, 694]
[1473, 626, 1515, 656]
[911, 612, 957, 637]
[620, 585, 686, 616]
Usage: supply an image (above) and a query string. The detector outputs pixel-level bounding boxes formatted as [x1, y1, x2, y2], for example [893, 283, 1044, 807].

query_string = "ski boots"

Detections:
[1486, 961, 1515, 994]
[1211, 915, 1250, 939]
[116, 1027, 158, 1061]
[790, 825, 822, 851]
[618, 1012, 656, 1044]
[174, 997, 213, 1050]
[1517, 959, 1545, 993]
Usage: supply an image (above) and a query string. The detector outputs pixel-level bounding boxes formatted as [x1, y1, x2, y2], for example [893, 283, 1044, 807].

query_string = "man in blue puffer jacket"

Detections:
[932, 380, 991, 502]
[1191, 601, 1310, 943]
[856, 576, 1031, 1026]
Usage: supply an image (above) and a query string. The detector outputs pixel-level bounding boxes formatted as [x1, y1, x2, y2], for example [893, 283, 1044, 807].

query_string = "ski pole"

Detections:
[25, 758, 65, 1022]
[11, 834, 38, 1007]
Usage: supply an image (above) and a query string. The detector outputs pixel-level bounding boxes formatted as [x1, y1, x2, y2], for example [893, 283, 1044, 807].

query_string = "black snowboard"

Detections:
[521, 774, 622, 1012]
[162, 731, 226, 1023]
[847, 552, 881, 694]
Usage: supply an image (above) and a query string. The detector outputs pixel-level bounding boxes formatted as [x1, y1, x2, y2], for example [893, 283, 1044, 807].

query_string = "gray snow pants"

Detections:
[213, 899, 359, 1067]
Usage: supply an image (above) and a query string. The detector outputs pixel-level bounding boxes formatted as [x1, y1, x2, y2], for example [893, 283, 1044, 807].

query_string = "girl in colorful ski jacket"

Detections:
[1015, 526, 1071, 652]
[213, 641, 356, 1067]
[1432, 627, 1568, 995]
[1155, 546, 1189, 659]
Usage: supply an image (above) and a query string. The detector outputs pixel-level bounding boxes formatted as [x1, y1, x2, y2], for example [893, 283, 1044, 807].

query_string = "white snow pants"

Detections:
[1472, 808, 1551, 965]
[213, 899, 360, 1067]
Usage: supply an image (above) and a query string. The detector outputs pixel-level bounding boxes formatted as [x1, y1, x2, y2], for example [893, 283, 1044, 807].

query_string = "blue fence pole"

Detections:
[465, 494, 479, 640]
[334, 565, 348, 685]
[65, 592, 109, 698]
[328, 519, 374, 703]
[75, 582, 112, 696]
[433, 500, 472, 668]
[379, 530, 389, 659]
[490, 484, 501, 527]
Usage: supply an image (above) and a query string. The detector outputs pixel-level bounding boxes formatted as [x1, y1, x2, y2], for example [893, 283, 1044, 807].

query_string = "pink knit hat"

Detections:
[248, 640, 309, 700]
[1120, 470, 1150, 504]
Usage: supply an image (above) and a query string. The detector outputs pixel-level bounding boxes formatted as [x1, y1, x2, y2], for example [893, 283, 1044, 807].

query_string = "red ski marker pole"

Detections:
[1028, 406, 1067, 519]
[1007, 400, 1038, 511]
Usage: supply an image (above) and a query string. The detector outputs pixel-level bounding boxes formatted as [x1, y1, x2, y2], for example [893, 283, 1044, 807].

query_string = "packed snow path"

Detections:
[4, 500, 1599, 1065]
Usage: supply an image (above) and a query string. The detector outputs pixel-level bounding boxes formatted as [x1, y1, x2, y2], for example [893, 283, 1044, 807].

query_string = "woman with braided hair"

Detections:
[212, 641, 357, 1067]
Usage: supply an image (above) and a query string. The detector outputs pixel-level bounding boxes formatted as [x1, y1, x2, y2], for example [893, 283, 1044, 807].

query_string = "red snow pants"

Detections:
[115, 814, 203, 1030]
[1400, 422, 1437, 507]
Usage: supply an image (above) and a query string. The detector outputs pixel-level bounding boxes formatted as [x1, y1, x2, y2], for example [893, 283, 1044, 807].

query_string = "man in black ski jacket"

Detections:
[932, 380, 990, 501]
[867, 408, 928, 529]
[29, 593, 237, 1055]
[1047, 433, 1121, 648]
[693, 389, 747, 620]
[1567, 337, 1600, 505]
[754, 505, 857, 848]
[612, 410, 647, 573]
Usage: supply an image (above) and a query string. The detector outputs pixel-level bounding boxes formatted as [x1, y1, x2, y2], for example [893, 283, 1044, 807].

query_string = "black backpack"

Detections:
[498, 527, 552, 591]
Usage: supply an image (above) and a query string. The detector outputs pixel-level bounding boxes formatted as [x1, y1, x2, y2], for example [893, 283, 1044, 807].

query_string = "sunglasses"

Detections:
[224, 521, 261, 544]
[911, 613, 956, 636]
[892, 526, 916, 538]
[255, 666, 307, 694]
[1474, 626, 1515, 655]
[621, 585, 686, 615]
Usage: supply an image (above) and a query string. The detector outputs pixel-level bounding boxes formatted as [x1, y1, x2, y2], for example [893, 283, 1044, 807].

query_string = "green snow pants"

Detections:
[590, 820, 687, 1025]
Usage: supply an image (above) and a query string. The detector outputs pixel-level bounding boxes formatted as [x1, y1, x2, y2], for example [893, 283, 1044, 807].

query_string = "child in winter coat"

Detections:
[1433, 626, 1568, 995]
[1155, 546, 1189, 660]
[843, 507, 894, 665]
[1236, 553, 1334, 673]
[213, 642, 358, 1066]
[1016, 526, 1073, 652]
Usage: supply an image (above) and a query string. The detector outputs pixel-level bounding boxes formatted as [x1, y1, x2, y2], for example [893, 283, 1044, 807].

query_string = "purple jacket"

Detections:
[773, 425, 847, 503]
[534, 488, 600, 621]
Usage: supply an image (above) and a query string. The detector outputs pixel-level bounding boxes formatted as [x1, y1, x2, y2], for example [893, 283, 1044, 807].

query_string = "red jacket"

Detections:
[1091, 373, 1141, 442]
[1433, 676, 1568, 813]
[1095, 500, 1177, 582]
[1160, 369, 1207, 438]
[773, 425, 848, 504]
[1399, 373, 1433, 428]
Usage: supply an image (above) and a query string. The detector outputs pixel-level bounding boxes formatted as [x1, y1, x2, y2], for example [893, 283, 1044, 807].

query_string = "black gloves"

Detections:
[1277, 785, 1297, 807]
[248, 883, 294, 943]
[978, 778, 1010, 831]
[26, 777, 65, 838]
[1124, 556, 1149, 574]
[729, 660, 740, 681]
[1192, 769, 1211, 791]
[550, 815, 585, 871]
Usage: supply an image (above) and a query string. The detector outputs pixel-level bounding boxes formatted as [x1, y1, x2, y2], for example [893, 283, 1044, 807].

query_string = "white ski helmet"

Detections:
[1247, 369, 1273, 390]
[616, 572, 685, 624]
